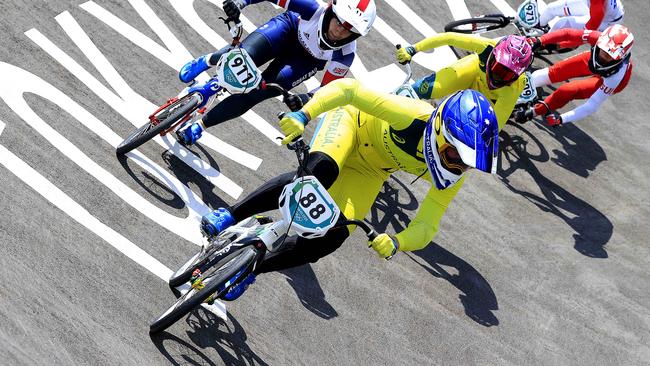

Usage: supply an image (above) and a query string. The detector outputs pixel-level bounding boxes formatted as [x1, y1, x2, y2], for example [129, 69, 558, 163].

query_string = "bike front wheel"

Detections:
[444, 14, 511, 34]
[149, 245, 258, 334]
[116, 92, 202, 155]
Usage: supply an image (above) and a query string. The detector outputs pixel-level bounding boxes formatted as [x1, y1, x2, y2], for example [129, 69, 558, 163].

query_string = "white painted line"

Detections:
[0, 134, 227, 320]
[25, 25, 245, 198]
[445, 0, 471, 20]
[490, 0, 518, 17]
[81, 0, 281, 149]
[0, 61, 207, 244]
[379, 1, 458, 70]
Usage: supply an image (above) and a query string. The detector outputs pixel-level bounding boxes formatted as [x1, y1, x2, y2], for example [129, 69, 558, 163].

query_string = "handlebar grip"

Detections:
[396, 44, 402, 49]
[367, 230, 378, 242]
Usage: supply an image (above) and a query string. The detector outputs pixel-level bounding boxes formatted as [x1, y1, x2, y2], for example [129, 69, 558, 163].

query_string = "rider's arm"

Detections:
[321, 48, 356, 86]
[245, 0, 320, 19]
[539, 29, 600, 48]
[413, 32, 494, 54]
[494, 76, 526, 130]
[560, 66, 627, 123]
[303, 78, 434, 128]
[585, 0, 606, 31]
[394, 178, 465, 252]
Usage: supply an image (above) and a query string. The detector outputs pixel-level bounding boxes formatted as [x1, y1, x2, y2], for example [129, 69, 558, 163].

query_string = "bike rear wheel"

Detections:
[150, 245, 259, 334]
[115, 92, 202, 155]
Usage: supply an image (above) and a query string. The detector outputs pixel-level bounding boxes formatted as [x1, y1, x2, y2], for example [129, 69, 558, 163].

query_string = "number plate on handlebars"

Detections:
[516, 0, 540, 29]
[279, 176, 340, 239]
[517, 72, 538, 104]
[215, 48, 262, 94]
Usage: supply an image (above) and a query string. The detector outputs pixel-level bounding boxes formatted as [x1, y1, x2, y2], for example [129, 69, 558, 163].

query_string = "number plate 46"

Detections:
[215, 48, 262, 94]
[279, 176, 340, 239]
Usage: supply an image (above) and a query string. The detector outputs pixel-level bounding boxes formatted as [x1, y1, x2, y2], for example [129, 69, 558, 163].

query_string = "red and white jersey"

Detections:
[586, 0, 625, 30]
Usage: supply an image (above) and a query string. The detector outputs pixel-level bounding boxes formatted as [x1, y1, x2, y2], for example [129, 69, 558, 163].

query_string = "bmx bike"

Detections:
[116, 16, 290, 155]
[149, 135, 380, 334]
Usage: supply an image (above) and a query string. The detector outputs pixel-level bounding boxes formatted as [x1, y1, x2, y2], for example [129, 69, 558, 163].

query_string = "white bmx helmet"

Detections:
[317, 0, 376, 50]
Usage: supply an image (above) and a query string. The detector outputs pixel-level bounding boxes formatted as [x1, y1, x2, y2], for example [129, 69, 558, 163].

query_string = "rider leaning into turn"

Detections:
[200, 79, 500, 301]
[396, 32, 533, 130]
[174, 0, 376, 145]
[537, 0, 624, 32]
[516, 24, 633, 127]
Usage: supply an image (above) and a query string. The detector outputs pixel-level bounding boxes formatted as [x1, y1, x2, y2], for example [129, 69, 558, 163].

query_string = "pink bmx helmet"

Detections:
[486, 35, 533, 89]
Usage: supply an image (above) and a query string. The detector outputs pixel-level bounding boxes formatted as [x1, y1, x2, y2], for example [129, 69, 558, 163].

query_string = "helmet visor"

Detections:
[488, 56, 519, 87]
[441, 113, 498, 174]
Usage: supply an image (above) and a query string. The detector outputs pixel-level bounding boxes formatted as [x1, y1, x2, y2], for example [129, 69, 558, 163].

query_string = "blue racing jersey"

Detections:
[244, 0, 356, 85]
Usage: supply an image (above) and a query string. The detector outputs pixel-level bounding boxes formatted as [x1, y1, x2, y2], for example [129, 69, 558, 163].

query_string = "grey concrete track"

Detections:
[1, 0, 649, 365]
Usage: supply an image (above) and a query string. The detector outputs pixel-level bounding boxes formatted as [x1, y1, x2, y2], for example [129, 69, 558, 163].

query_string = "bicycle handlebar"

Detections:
[395, 44, 413, 85]
[336, 219, 378, 241]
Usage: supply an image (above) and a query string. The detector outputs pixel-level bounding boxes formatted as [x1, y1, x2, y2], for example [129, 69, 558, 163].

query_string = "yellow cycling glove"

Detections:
[368, 233, 399, 259]
[396, 45, 417, 64]
[279, 110, 309, 145]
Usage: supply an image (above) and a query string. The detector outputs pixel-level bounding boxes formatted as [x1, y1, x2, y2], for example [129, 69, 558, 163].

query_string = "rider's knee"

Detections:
[306, 152, 340, 189]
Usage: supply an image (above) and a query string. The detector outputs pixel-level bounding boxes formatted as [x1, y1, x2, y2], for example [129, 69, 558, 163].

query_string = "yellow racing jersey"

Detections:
[303, 78, 466, 252]
[414, 32, 526, 129]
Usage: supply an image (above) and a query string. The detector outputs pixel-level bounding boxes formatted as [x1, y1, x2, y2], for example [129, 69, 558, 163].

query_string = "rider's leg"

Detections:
[201, 151, 342, 234]
[228, 107, 358, 222]
[255, 155, 389, 274]
[535, 77, 601, 115]
[539, 0, 589, 28]
[177, 13, 301, 144]
[543, 51, 591, 84]
[179, 11, 295, 83]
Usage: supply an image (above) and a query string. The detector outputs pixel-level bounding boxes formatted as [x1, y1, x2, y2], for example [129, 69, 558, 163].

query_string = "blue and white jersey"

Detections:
[246, 0, 356, 85]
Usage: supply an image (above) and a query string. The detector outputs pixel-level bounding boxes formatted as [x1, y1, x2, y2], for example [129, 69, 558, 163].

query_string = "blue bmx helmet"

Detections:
[423, 89, 499, 189]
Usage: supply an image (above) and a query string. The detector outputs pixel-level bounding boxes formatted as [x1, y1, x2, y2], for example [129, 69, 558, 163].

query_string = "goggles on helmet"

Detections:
[487, 56, 519, 88]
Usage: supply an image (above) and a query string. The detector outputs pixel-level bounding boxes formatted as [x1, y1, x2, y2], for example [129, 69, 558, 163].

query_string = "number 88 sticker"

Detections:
[295, 185, 333, 225]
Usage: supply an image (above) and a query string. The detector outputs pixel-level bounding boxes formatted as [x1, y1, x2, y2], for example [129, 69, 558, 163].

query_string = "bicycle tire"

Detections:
[167, 236, 236, 288]
[168, 250, 210, 288]
[150, 245, 259, 334]
[115, 92, 201, 155]
[444, 15, 511, 34]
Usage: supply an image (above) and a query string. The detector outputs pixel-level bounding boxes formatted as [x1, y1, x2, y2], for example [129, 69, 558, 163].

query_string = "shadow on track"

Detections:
[279, 265, 338, 320]
[117, 153, 187, 210]
[366, 176, 499, 327]
[162, 148, 229, 209]
[116, 148, 229, 210]
[151, 309, 268, 366]
[499, 122, 612, 258]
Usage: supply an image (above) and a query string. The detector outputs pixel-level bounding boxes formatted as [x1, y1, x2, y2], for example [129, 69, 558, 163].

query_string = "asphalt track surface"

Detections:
[1, 0, 649, 365]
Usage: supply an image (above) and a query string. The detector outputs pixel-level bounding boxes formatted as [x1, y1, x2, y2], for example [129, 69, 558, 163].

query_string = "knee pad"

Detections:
[306, 152, 339, 189]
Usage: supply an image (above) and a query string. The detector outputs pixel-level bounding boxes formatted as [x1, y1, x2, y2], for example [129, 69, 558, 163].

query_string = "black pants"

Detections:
[229, 152, 347, 274]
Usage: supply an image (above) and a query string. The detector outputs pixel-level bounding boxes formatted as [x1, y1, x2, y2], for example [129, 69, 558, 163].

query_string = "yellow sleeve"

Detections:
[494, 75, 527, 130]
[302, 78, 434, 130]
[414, 32, 496, 54]
[394, 176, 465, 251]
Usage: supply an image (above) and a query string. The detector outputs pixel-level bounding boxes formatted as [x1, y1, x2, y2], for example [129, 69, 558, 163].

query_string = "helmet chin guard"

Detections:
[423, 90, 499, 190]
